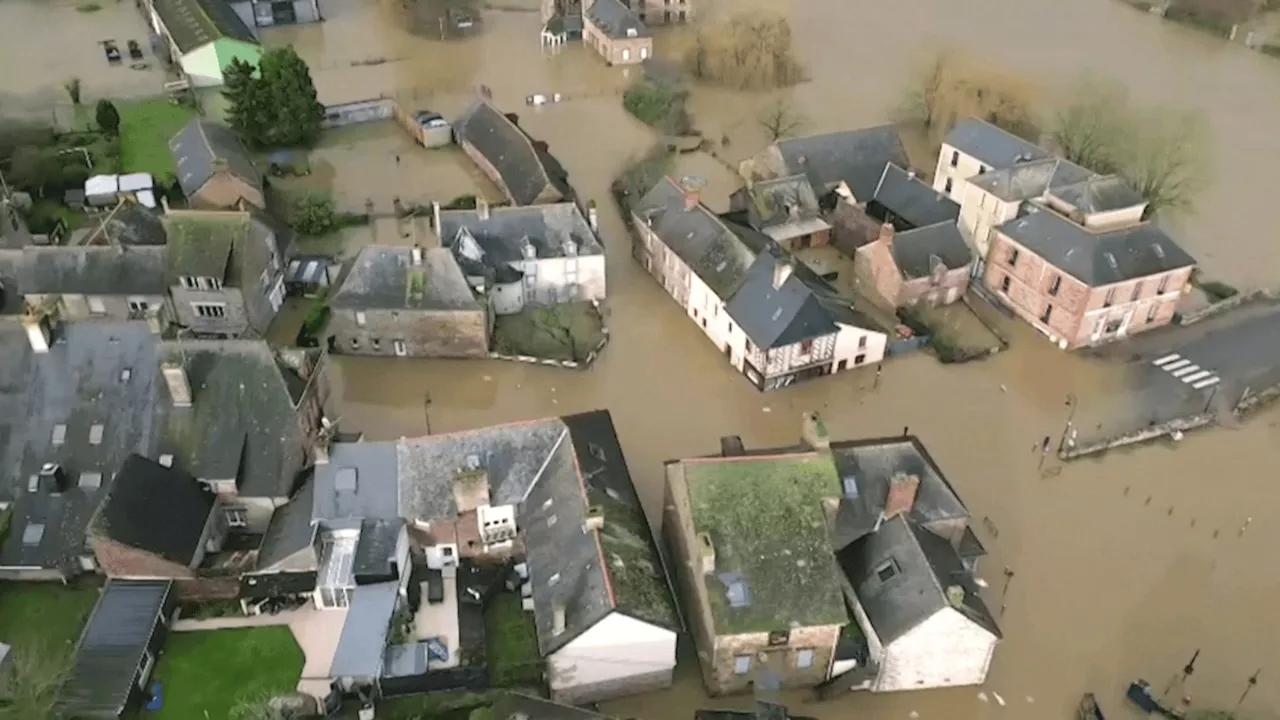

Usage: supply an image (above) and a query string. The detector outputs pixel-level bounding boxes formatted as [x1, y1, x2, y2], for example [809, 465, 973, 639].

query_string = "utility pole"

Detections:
[1057, 393, 1078, 455]
[1164, 648, 1199, 698]
[423, 392, 433, 435]
[1000, 567, 1014, 617]
[1236, 668, 1261, 712]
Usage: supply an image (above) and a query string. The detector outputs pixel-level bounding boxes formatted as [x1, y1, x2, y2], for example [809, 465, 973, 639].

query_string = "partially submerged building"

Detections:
[453, 99, 570, 207]
[146, 0, 262, 87]
[168, 120, 264, 208]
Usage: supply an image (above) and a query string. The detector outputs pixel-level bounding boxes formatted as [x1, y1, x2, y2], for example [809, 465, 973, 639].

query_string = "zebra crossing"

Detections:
[1152, 353, 1222, 390]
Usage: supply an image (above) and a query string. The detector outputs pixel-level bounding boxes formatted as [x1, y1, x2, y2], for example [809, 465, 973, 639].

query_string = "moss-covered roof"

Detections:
[684, 453, 847, 635]
[591, 485, 679, 630]
[163, 213, 246, 283]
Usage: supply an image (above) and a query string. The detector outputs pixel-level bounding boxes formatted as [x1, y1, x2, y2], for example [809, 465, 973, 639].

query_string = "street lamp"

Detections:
[423, 392, 433, 435]
[1057, 393, 1078, 455]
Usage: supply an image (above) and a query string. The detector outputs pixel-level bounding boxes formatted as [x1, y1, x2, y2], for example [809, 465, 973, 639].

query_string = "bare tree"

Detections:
[758, 99, 808, 142]
[1049, 75, 1130, 175]
[2, 642, 72, 720]
[897, 50, 1040, 145]
[686, 11, 805, 91]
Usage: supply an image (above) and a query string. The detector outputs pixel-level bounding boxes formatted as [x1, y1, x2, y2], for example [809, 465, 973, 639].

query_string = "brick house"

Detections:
[169, 119, 264, 210]
[328, 245, 491, 358]
[86, 454, 224, 579]
[855, 223, 973, 308]
[729, 175, 831, 251]
[164, 208, 288, 338]
[981, 179, 1196, 349]
[582, 0, 650, 64]
[453, 99, 569, 206]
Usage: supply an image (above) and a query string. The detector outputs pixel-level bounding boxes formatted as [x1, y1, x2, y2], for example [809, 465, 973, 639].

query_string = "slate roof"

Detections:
[396, 410, 678, 655]
[632, 177, 757, 299]
[724, 223, 881, 349]
[352, 518, 403, 583]
[890, 223, 973, 280]
[836, 514, 1000, 645]
[944, 118, 1050, 169]
[584, 0, 649, 38]
[734, 175, 830, 242]
[967, 157, 1093, 203]
[254, 479, 318, 572]
[19, 246, 169, 296]
[153, 0, 257, 53]
[153, 340, 309, 499]
[997, 205, 1196, 286]
[312, 442, 401, 522]
[0, 322, 159, 570]
[1047, 175, 1147, 214]
[454, 100, 564, 206]
[163, 212, 242, 282]
[330, 580, 399, 679]
[88, 454, 215, 567]
[826, 436, 971, 551]
[329, 246, 481, 312]
[674, 451, 847, 634]
[493, 692, 617, 720]
[169, 119, 261, 198]
[871, 164, 961, 229]
[440, 203, 602, 267]
[775, 126, 909, 201]
[54, 579, 172, 717]
[74, 202, 168, 246]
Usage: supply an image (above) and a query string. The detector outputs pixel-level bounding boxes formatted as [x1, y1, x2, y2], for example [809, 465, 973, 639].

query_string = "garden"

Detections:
[0, 582, 100, 719]
[149, 626, 304, 720]
[482, 591, 542, 688]
[492, 302, 607, 364]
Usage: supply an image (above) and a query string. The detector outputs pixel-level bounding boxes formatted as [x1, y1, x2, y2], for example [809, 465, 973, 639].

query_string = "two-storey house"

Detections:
[582, 0, 652, 65]
[931, 117, 1050, 211]
[18, 245, 170, 328]
[728, 174, 831, 251]
[632, 177, 886, 391]
[164, 208, 288, 338]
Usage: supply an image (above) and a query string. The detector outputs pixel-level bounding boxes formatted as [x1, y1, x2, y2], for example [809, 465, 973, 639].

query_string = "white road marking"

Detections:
[1171, 364, 1201, 378]
[1162, 358, 1192, 371]
[1192, 376, 1221, 390]
[1182, 370, 1213, 384]
[1154, 353, 1182, 366]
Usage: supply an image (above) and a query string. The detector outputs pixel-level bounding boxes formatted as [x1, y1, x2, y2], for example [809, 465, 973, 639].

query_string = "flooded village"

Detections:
[1, 0, 1280, 718]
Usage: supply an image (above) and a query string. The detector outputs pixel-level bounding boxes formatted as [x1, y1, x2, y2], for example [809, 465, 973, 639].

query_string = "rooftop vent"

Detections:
[626, 27, 637, 37]
[335, 467, 358, 493]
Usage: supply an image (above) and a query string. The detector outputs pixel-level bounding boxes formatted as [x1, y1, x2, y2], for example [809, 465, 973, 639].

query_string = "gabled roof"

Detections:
[734, 175, 830, 242]
[633, 177, 757, 299]
[154, 341, 312, 499]
[889, 223, 973, 280]
[74, 201, 168, 246]
[775, 126, 909, 201]
[440, 203, 602, 267]
[671, 451, 847, 635]
[19, 246, 169, 296]
[329, 245, 481, 311]
[453, 99, 566, 206]
[395, 410, 678, 655]
[169, 120, 260, 198]
[254, 479, 318, 572]
[997, 205, 1196, 286]
[153, 0, 257, 53]
[584, 0, 649, 39]
[88, 454, 215, 566]
[871, 164, 961, 229]
[1047, 174, 1147, 215]
[967, 157, 1093, 203]
[54, 579, 172, 717]
[943, 118, 1050, 169]
[836, 515, 1000, 645]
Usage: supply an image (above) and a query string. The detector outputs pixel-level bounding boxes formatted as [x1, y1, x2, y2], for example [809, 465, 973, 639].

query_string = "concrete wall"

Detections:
[832, 324, 886, 369]
[329, 306, 491, 358]
[549, 612, 677, 702]
[511, 254, 607, 308]
[957, 184, 1020, 261]
[710, 626, 842, 695]
[900, 266, 971, 307]
[876, 608, 997, 692]
[933, 143, 993, 207]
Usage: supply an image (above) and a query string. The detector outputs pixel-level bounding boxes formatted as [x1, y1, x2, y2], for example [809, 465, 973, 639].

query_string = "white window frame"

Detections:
[393, 339, 407, 357]
[733, 655, 751, 675]
[795, 648, 815, 669]
[319, 586, 352, 609]
[355, 311, 367, 327]
[180, 276, 198, 289]
[192, 302, 227, 318]
[224, 506, 248, 528]
[137, 649, 155, 691]
[128, 297, 150, 312]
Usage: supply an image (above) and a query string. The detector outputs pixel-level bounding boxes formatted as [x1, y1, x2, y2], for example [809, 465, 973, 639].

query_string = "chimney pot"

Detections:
[883, 472, 920, 519]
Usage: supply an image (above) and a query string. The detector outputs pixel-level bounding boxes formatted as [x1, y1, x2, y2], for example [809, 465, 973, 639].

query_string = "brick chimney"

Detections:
[452, 456, 491, 514]
[678, 176, 705, 211]
[878, 223, 895, 248]
[883, 472, 920, 519]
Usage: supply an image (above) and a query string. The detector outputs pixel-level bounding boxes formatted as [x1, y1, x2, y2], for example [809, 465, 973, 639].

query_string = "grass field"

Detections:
[150, 626, 303, 719]
[118, 98, 198, 178]
[0, 582, 101, 719]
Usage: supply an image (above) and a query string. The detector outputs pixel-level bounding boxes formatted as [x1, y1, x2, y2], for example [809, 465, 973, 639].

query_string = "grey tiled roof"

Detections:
[836, 514, 1000, 645]
[997, 205, 1195, 286]
[967, 157, 1093, 202]
[312, 442, 401, 522]
[736, 175, 827, 233]
[890, 223, 973, 280]
[75, 202, 168, 246]
[152, 0, 257, 53]
[330, 580, 399, 679]
[20, 246, 169, 295]
[871, 164, 960, 230]
[329, 246, 481, 312]
[1047, 175, 1146, 214]
[776, 126, 909, 201]
[169, 119, 260, 198]
[255, 479, 318, 572]
[88, 454, 215, 566]
[633, 177, 756, 299]
[453, 100, 563, 206]
[440, 203, 601, 266]
[584, 0, 649, 39]
[944, 118, 1050, 169]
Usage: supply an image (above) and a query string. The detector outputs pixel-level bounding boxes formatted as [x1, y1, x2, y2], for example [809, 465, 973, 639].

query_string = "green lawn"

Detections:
[483, 592, 543, 688]
[151, 627, 303, 719]
[0, 583, 101, 719]
[118, 99, 198, 178]
[492, 302, 606, 363]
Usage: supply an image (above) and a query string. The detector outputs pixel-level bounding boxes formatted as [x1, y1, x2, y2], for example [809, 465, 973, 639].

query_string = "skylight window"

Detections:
[335, 467, 358, 493]
[875, 560, 899, 582]
[51, 424, 67, 446]
[89, 424, 104, 446]
[22, 523, 45, 547]
[79, 472, 102, 489]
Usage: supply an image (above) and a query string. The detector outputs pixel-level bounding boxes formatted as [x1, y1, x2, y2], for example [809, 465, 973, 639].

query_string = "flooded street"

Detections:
[289, 0, 1280, 716]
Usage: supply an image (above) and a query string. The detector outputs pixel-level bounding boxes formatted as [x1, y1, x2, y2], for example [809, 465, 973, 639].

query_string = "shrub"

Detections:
[1199, 280, 1239, 301]
[685, 11, 805, 90]
[622, 78, 692, 135]
[444, 194, 478, 210]
[288, 193, 338, 236]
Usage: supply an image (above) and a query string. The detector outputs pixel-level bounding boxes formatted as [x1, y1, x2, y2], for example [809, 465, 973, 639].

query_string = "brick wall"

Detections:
[900, 266, 971, 306]
[329, 306, 490, 358]
[90, 536, 195, 579]
[583, 22, 652, 65]
[855, 232, 904, 307]
[832, 202, 883, 257]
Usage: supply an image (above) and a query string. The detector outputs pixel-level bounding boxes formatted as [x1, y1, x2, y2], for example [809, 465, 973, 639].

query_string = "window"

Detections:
[128, 298, 149, 312]
[949, 150, 959, 168]
[799, 339, 813, 355]
[89, 424, 104, 445]
[1006, 248, 1020, 267]
[875, 560, 898, 582]
[1147, 303, 1158, 323]
[733, 655, 752, 675]
[196, 276, 222, 291]
[351, 338, 360, 349]
[393, 339, 407, 356]
[371, 338, 381, 351]
[225, 506, 248, 528]
[858, 335, 867, 349]
[1103, 287, 1116, 308]
[52, 424, 67, 446]
[1048, 275, 1062, 296]
[727, 322, 733, 334]
[978, 165, 988, 175]
[1157, 274, 1170, 294]
[179, 276, 198, 289]
[768, 630, 790, 646]
[320, 586, 352, 609]
[944, 177, 953, 194]
[137, 650, 155, 691]
[640, 47, 649, 60]
[355, 311, 367, 327]
[796, 649, 815, 669]
[1040, 304, 1053, 324]
[999, 275, 1011, 293]
[192, 302, 227, 318]
[621, 48, 631, 61]
[855, 353, 866, 365]
[548, 572, 560, 586]
[79, 472, 102, 489]
[87, 296, 107, 315]
[1131, 281, 1144, 301]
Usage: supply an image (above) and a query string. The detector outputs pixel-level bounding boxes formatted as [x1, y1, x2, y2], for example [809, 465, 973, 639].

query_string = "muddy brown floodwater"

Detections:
[45, 0, 1271, 714]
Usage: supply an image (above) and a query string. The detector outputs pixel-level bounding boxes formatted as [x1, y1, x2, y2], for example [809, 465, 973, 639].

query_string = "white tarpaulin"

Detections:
[118, 173, 154, 192]
[136, 190, 157, 209]
[84, 174, 118, 196]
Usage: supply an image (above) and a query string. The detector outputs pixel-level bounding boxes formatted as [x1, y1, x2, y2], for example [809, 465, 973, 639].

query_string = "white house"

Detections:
[632, 177, 887, 392]
[931, 118, 1050, 205]
[438, 200, 606, 315]
[147, 0, 263, 88]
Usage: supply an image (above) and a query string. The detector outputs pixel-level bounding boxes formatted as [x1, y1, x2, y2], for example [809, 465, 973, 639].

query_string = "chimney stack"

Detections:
[907, 168, 917, 181]
[587, 200, 599, 233]
[162, 362, 193, 407]
[678, 176, 705, 212]
[801, 411, 830, 451]
[697, 531, 715, 574]
[452, 456, 491, 514]
[431, 200, 442, 233]
[883, 472, 920, 519]
[476, 196, 490, 221]
[878, 223, 895, 248]
[411, 245, 423, 266]
[39, 463, 69, 492]
[772, 258, 794, 290]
